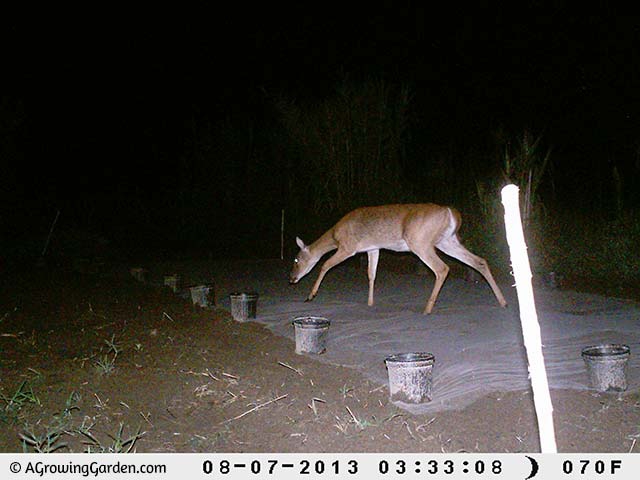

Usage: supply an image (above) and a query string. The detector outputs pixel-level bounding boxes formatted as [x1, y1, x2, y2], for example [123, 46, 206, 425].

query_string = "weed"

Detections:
[501, 130, 551, 228]
[79, 422, 145, 453]
[92, 335, 122, 375]
[346, 406, 378, 430]
[18, 389, 81, 452]
[94, 354, 117, 375]
[60, 391, 81, 419]
[104, 334, 121, 356]
[1, 381, 41, 423]
[339, 384, 354, 399]
[20, 425, 69, 453]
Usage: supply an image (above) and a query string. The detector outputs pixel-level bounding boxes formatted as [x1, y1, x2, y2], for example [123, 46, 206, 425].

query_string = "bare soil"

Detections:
[1, 263, 639, 453]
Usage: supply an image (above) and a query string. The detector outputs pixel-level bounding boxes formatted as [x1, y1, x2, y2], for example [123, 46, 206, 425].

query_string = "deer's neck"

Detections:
[309, 229, 338, 259]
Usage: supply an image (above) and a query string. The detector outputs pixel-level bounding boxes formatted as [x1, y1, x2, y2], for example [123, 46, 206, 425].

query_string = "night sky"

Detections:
[3, 5, 640, 258]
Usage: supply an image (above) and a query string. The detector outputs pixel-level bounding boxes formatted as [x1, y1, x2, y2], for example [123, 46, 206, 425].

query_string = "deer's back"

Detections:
[332, 204, 455, 250]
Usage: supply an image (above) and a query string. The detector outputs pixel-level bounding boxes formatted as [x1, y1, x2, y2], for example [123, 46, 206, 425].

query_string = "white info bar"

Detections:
[1, 453, 634, 479]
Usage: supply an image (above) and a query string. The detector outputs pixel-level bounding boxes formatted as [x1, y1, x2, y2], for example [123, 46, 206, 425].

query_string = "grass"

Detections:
[94, 334, 122, 375]
[19, 391, 79, 453]
[345, 406, 379, 430]
[18, 392, 144, 453]
[467, 180, 640, 294]
[1, 381, 41, 423]
[334, 405, 380, 436]
[94, 354, 117, 375]
[5, 325, 140, 453]
[104, 334, 122, 355]
[79, 422, 145, 453]
[20, 425, 69, 453]
[339, 384, 354, 399]
[20, 418, 145, 453]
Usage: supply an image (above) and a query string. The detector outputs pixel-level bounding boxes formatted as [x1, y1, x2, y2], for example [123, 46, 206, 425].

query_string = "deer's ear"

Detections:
[295, 236, 306, 250]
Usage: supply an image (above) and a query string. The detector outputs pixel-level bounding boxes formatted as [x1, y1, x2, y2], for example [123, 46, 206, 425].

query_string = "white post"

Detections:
[41, 209, 60, 257]
[501, 184, 557, 453]
[280, 209, 285, 261]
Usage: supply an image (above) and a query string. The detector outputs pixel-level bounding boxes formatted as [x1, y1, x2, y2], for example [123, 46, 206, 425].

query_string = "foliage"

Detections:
[550, 210, 640, 282]
[472, 130, 552, 272]
[500, 130, 551, 227]
[277, 78, 412, 226]
[1, 381, 41, 424]
[79, 421, 145, 453]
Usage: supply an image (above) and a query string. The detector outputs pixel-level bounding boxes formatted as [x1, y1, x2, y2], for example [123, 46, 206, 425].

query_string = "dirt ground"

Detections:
[1, 261, 639, 453]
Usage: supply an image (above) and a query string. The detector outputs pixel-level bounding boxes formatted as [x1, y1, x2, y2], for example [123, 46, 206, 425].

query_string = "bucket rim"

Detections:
[292, 316, 330, 328]
[385, 352, 435, 365]
[581, 344, 630, 358]
[229, 292, 259, 299]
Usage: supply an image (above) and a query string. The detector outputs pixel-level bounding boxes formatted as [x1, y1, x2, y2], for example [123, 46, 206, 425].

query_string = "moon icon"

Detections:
[525, 456, 539, 479]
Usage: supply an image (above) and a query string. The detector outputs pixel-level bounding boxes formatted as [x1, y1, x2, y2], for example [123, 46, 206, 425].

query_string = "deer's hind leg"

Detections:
[436, 235, 507, 308]
[406, 240, 450, 314]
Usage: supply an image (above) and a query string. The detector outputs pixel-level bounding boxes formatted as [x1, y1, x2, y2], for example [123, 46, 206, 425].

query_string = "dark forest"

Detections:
[3, 5, 640, 285]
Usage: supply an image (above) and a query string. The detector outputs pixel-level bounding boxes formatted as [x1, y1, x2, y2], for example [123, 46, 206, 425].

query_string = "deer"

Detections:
[289, 203, 508, 314]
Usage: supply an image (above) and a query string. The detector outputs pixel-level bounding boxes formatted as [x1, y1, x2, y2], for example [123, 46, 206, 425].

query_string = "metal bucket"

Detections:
[385, 352, 435, 405]
[229, 292, 259, 322]
[292, 316, 330, 354]
[582, 344, 630, 392]
[163, 274, 181, 293]
[189, 285, 214, 308]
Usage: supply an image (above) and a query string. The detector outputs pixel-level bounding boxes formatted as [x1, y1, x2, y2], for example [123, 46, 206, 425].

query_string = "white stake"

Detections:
[41, 209, 60, 257]
[501, 184, 557, 453]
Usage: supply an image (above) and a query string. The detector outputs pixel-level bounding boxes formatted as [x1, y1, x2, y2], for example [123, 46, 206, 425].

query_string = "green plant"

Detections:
[1, 381, 41, 422]
[339, 384, 354, 399]
[501, 130, 551, 228]
[60, 391, 81, 419]
[79, 422, 145, 453]
[93, 334, 121, 375]
[554, 210, 640, 282]
[104, 334, 121, 356]
[20, 425, 68, 453]
[18, 390, 82, 452]
[473, 130, 553, 274]
[94, 354, 116, 375]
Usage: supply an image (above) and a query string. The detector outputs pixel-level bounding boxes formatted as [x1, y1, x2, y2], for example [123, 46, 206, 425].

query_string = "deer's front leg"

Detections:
[367, 249, 380, 306]
[306, 249, 354, 302]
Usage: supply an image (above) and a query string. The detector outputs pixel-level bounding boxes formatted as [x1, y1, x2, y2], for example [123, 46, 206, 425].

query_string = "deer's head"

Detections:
[289, 237, 315, 284]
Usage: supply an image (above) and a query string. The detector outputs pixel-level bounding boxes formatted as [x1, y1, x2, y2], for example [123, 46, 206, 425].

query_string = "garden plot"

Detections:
[151, 259, 640, 414]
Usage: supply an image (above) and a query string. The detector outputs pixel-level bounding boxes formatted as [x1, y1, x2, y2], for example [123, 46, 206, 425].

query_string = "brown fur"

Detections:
[290, 204, 507, 314]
